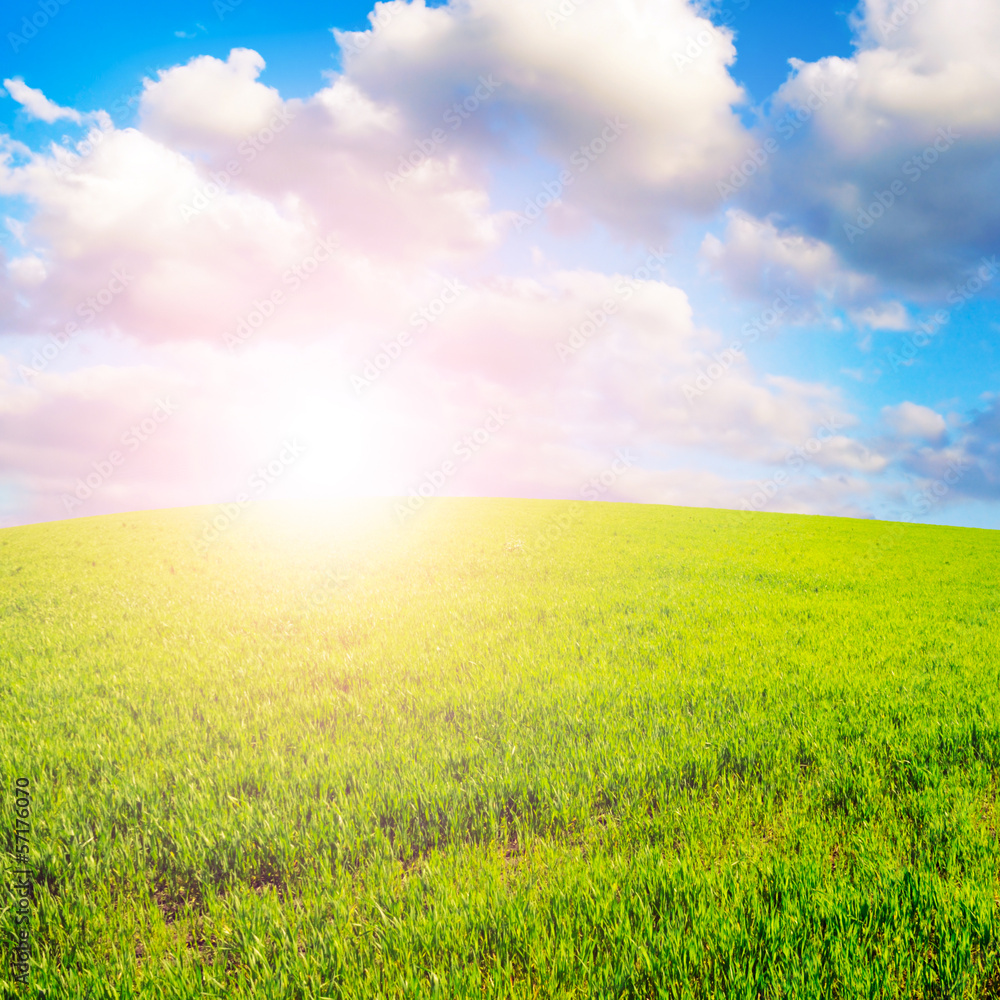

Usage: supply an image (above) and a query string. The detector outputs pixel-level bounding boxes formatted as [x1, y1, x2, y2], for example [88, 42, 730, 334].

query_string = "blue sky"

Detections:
[1, 0, 860, 131]
[1, 0, 855, 102]
[1, 0, 998, 529]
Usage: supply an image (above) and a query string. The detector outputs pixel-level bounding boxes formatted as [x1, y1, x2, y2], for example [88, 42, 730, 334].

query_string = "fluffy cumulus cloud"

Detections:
[879, 397, 1000, 510]
[0, 57, 502, 346]
[0, 0, 996, 528]
[700, 210, 874, 314]
[741, 0, 1000, 294]
[1, 249, 873, 521]
[337, 0, 751, 236]
[953, 400, 1000, 500]
[139, 49, 284, 148]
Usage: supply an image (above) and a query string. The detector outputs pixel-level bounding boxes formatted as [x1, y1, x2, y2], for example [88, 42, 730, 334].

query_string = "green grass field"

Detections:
[2, 497, 999, 998]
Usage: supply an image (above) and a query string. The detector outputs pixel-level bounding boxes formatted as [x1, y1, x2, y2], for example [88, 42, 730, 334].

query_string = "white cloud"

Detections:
[337, 0, 752, 236]
[850, 300, 910, 330]
[0, 18, 905, 527]
[139, 49, 285, 147]
[753, 0, 1000, 293]
[0, 62, 504, 343]
[7, 255, 47, 288]
[0, 257, 880, 525]
[2, 78, 82, 124]
[883, 400, 947, 441]
[701, 209, 873, 310]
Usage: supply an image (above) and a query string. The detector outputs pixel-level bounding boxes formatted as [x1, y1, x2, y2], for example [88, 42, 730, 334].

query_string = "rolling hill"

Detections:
[2, 498, 999, 997]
